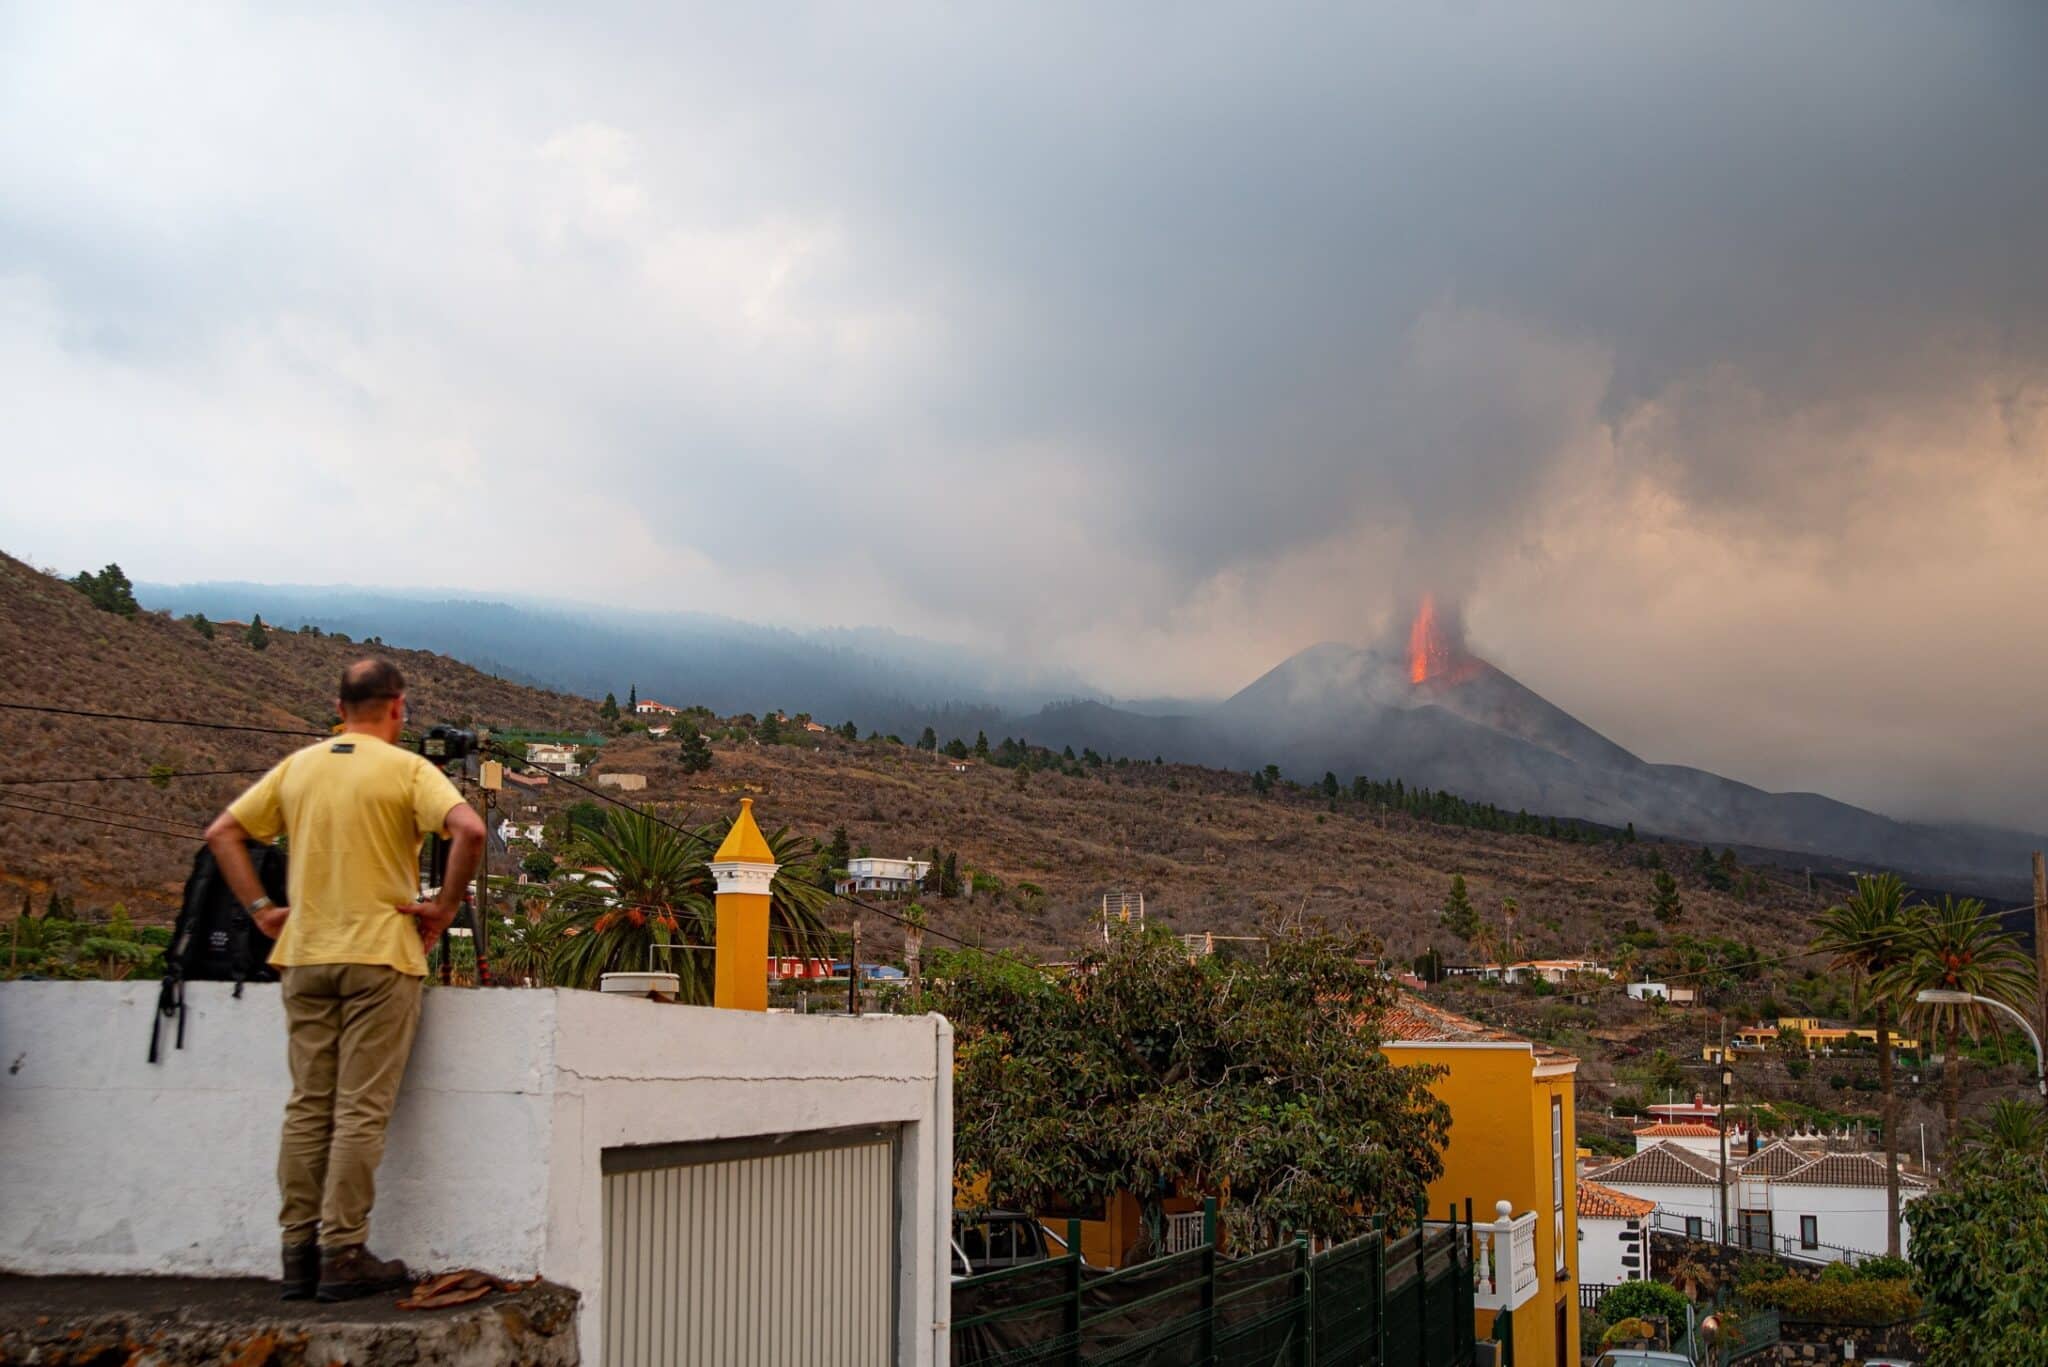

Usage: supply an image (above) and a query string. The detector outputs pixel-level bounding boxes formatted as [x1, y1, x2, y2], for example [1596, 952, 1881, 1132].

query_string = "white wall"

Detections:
[0, 981, 952, 1367]
[1578, 1215, 1651, 1286]
[1598, 1181, 1724, 1239]
[1766, 1184, 1923, 1261]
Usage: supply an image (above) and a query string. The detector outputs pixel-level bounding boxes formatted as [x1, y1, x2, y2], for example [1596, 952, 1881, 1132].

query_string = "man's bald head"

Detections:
[338, 659, 406, 720]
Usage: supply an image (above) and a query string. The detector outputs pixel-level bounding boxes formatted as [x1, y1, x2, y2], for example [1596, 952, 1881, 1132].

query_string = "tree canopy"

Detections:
[1911, 1101, 2048, 1365]
[70, 563, 139, 616]
[930, 924, 1451, 1260]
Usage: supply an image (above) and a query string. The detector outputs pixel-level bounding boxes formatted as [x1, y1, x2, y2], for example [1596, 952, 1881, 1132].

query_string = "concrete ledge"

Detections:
[0, 1275, 580, 1366]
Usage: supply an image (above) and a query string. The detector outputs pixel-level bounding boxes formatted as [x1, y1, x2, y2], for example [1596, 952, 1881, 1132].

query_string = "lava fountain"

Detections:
[1406, 594, 1480, 688]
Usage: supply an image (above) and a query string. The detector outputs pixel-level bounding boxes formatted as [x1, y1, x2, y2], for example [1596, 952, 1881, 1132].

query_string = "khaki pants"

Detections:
[278, 964, 424, 1249]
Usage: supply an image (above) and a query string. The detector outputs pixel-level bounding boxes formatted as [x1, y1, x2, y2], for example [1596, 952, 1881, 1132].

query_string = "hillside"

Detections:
[0, 552, 593, 913]
[4, 551, 1831, 975]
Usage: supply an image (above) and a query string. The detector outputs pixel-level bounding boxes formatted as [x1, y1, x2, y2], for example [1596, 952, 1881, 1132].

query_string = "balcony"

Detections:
[1471, 1201, 1540, 1312]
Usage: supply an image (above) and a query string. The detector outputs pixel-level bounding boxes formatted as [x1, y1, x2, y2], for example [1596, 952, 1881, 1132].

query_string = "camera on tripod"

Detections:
[417, 724, 478, 765]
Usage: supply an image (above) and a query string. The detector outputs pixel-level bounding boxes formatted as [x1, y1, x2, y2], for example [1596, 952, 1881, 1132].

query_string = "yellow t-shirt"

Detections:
[229, 733, 466, 976]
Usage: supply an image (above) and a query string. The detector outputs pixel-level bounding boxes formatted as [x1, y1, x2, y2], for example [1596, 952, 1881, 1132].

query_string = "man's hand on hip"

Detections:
[398, 897, 461, 953]
[251, 903, 291, 939]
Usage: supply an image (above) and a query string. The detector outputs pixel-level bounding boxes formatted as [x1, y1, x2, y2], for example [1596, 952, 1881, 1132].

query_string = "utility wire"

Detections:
[0, 799, 203, 842]
[0, 766, 275, 788]
[28, 792, 210, 833]
[0, 700, 325, 737]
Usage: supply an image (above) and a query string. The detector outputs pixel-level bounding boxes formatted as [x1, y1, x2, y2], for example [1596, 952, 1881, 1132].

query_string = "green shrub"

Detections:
[1597, 1280, 1689, 1326]
[1819, 1261, 1860, 1285]
[1741, 1274, 1918, 1324]
[1601, 1317, 1660, 1349]
[1853, 1254, 1913, 1282]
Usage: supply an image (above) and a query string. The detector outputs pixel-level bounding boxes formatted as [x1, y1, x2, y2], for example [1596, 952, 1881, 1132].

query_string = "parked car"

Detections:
[951, 1211, 1086, 1278]
[1593, 1353, 1692, 1367]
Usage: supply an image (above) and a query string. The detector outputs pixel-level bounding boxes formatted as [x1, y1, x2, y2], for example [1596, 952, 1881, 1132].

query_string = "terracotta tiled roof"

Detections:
[1587, 1142, 1721, 1188]
[1578, 1179, 1656, 1220]
[1777, 1152, 1931, 1190]
[1738, 1140, 1823, 1178]
[1632, 1122, 1721, 1139]
[1380, 995, 1578, 1064]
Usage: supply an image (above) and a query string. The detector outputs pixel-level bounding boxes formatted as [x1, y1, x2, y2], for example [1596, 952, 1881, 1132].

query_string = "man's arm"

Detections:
[397, 801, 487, 953]
[204, 811, 290, 938]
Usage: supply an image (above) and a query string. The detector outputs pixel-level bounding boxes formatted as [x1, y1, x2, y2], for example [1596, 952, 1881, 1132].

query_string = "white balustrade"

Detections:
[1470, 1199, 1541, 1312]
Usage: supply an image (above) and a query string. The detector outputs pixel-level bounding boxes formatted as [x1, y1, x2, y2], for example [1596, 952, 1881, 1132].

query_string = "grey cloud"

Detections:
[2, 2, 2046, 821]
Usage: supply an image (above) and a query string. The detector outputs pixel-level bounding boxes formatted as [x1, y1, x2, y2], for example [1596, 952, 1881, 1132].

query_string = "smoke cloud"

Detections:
[1, 3, 2044, 824]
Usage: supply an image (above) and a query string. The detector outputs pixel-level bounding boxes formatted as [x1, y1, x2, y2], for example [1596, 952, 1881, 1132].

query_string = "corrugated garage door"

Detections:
[602, 1123, 899, 1367]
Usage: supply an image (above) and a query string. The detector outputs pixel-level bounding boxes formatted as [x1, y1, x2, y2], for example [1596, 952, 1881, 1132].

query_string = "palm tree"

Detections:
[546, 806, 836, 998]
[1966, 1097, 2048, 1158]
[1811, 872, 1917, 1255]
[1875, 896, 2035, 1145]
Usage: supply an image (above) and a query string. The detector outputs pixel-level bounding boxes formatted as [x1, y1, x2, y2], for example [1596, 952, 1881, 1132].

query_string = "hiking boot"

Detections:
[315, 1244, 412, 1302]
[280, 1240, 320, 1300]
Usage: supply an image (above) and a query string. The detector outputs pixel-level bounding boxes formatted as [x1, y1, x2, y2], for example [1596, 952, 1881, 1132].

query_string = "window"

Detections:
[1800, 1215, 1818, 1249]
[1685, 1216, 1703, 1239]
[1551, 1095, 1567, 1274]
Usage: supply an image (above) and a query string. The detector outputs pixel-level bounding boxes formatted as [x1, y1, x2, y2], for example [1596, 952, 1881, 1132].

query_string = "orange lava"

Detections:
[1409, 594, 1439, 684]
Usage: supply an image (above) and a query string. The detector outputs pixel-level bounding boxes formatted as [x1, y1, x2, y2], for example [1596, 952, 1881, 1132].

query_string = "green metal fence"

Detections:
[953, 1203, 1479, 1367]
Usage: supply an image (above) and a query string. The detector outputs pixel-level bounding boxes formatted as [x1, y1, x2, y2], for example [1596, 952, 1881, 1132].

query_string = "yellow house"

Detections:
[1383, 995, 1580, 1367]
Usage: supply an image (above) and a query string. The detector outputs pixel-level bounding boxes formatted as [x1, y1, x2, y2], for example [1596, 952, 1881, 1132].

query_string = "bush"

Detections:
[1601, 1317, 1660, 1349]
[1741, 1274, 1919, 1324]
[1598, 1280, 1689, 1327]
[1853, 1254, 1914, 1282]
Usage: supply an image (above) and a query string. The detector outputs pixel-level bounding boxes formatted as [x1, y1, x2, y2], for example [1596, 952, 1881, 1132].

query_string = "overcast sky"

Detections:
[4, 4, 2045, 826]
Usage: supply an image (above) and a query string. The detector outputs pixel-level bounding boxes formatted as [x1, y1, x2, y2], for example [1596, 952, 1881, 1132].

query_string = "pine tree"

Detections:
[246, 614, 269, 650]
[628, 684, 637, 711]
[758, 710, 783, 744]
[1650, 869, 1683, 924]
[941, 852, 961, 899]
[70, 563, 139, 616]
[189, 613, 214, 639]
[1321, 772, 1340, 800]
[826, 825, 852, 874]
[923, 846, 944, 894]
[675, 722, 713, 773]
[943, 738, 968, 759]
[599, 691, 619, 722]
[973, 731, 990, 759]
[839, 720, 858, 741]
[918, 726, 938, 751]
[1439, 875, 1480, 940]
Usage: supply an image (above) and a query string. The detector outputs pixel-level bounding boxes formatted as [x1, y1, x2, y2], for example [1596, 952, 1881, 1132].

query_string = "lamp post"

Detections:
[1714, 1049, 1732, 1246]
[1915, 989, 2047, 1100]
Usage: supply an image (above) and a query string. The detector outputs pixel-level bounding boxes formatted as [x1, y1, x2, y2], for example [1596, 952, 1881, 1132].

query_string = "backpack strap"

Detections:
[148, 975, 185, 1063]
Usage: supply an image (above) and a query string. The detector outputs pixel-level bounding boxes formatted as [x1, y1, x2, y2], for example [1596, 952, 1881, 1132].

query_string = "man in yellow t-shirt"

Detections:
[205, 658, 485, 1302]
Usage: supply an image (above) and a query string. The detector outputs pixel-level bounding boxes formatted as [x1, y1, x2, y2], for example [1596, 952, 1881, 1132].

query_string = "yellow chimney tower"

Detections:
[710, 798, 780, 1010]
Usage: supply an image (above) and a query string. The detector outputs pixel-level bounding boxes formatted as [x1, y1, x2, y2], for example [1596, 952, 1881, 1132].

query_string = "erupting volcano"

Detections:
[1405, 594, 1480, 688]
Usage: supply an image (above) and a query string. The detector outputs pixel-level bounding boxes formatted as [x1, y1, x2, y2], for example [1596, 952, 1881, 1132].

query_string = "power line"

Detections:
[0, 798, 203, 842]
[0, 766, 274, 788]
[29, 792, 210, 833]
[0, 700, 325, 737]
[1649, 896, 2040, 987]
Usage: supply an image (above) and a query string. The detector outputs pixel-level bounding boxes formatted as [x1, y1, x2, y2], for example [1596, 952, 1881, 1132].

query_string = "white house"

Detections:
[1632, 1120, 1742, 1160]
[1585, 1142, 1724, 1240]
[836, 856, 931, 897]
[1627, 982, 1669, 1001]
[497, 816, 545, 846]
[1481, 959, 1615, 985]
[1590, 1139, 1927, 1261]
[524, 742, 584, 777]
[1577, 1179, 1656, 1286]
[596, 772, 646, 792]
[634, 699, 679, 716]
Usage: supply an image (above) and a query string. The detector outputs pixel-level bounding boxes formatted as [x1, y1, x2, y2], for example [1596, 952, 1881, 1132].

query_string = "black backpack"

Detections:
[148, 841, 286, 1063]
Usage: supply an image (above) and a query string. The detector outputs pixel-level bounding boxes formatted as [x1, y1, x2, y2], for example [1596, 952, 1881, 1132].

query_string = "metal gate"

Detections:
[602, 1123, 900, 1367]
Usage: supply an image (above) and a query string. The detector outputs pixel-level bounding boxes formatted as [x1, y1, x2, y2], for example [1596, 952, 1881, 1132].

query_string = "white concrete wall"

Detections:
[1577, 1215, 1651, 1287]
[1767, 1184, 1923, 1261]
[0, 981, 951, 1367]
[1599, 1181, 1723, 1238]
[0, 981, 555, 1280]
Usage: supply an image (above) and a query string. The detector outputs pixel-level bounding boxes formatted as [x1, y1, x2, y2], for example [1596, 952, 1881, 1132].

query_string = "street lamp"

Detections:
[1915, 989, 2048, 1099]
[1713, 1049, 1732, 1246]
